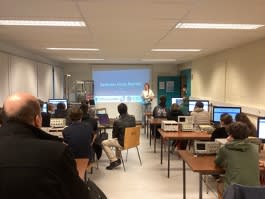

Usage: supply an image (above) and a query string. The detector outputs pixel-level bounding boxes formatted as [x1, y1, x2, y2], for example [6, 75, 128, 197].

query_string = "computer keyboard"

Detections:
[181, 124, 193, 131]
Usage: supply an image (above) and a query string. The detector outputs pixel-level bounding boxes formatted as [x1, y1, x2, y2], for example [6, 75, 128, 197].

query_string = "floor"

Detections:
[89, 128, 218, 199]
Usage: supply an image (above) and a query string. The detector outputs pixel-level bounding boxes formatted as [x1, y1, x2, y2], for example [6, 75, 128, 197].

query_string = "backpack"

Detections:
[86, 178, 108, 199]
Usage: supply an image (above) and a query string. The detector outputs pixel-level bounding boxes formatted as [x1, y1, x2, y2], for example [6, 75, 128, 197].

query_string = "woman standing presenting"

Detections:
[141, 82, 154, 124]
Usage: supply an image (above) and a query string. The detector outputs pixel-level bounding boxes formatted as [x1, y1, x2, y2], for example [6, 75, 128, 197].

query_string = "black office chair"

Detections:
[223, 183, 265, 199]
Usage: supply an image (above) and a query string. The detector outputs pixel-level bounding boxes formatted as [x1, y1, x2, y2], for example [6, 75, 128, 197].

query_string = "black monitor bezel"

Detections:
[188, 100, 210, 112]
[257, 117, 265, 143]
[212, 106, 242, 123]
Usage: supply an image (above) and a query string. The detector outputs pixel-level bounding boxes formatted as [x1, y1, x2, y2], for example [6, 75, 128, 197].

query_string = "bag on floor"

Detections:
[93, 132, 108, 160]
[86, 178, 108, 199]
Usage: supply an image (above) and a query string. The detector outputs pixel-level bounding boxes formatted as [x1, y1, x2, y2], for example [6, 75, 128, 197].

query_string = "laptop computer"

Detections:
[97, 114, 110, 126]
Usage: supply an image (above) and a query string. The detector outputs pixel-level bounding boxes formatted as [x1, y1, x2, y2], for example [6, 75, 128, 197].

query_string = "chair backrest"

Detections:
[123, 126, 141, 149]
[223, 184, 265, 199]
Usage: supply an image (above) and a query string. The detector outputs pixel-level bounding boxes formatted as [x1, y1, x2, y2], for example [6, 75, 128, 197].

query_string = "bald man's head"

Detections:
[3, 93, 42, 127]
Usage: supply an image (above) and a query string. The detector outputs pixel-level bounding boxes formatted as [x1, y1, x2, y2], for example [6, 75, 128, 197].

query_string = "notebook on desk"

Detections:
[97, 114, 111, 126]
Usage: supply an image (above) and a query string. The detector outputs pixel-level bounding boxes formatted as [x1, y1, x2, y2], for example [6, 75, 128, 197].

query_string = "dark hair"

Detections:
[171, 103, 180, 112]
[70, 108, 83, 121]
[118, 103, 127, 115]
[235, 113, 256, 137]
[195, 101, 204, 108]
[159, 95, 166, 107]
[3, 99, 41, 125]
[80, 104, 88, 114]
[57, 102, 66, 110]
[220, 113, 233, 125]
[0, 108, 3, 125]
[227, 122, 249, 139]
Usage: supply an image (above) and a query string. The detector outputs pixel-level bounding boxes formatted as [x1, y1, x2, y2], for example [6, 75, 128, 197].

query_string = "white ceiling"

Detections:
[0, 0, 265, 64]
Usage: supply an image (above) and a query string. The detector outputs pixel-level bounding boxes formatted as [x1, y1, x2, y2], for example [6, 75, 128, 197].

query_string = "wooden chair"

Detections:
[120, 126, 142, 171]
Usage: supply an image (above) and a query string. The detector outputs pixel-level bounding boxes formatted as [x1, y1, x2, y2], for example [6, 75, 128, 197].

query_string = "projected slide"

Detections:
[93, 68, 150, 103]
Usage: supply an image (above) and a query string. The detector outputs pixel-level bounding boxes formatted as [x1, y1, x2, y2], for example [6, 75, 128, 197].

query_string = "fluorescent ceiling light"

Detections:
[152, 49, 201, 52]
[69, 58, 104, 61]
[142, 58, 176, 62]
[47, 48, 99, 51]
[175, 23, 264, 29]
[0, 20, 86, 27]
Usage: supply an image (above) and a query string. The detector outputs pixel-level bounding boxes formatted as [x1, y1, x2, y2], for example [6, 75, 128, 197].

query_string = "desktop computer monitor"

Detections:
[48, 99, 68, 110]
[42, 102, 48, 113]
[212, 106, 241, 123]
[188, 100, 209, 112]
[257, 117, 265, 143]
[171, 97, 183, 105]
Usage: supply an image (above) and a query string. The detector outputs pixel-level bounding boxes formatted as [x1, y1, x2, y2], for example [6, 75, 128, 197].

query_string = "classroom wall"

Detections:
[179, 38, 265, 124]
[0, 50, 63, 105]
[63, 63, 179, 120]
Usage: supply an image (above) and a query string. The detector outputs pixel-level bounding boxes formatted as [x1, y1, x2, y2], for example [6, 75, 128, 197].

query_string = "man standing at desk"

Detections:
[215, 122, 260, 193]
[102, 103, 136, 170]
[0, 92, 90, 199]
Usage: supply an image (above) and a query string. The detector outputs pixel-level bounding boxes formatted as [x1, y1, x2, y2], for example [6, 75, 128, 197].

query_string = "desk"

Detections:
[149, 118, 166, 152]
[178, 150, 265, 199]
[75, 158, 89, 181]
[41, 127, 64, 138]
[144, 112, 152, 137]
[178, 150, 223, 199]
[159, 129, 211, 178]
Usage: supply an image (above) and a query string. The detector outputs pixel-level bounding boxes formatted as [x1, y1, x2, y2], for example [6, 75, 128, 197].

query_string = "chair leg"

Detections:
[120, 153, 126, 171]
[126, 149, 128, 162]
[136, 146, 142, 165]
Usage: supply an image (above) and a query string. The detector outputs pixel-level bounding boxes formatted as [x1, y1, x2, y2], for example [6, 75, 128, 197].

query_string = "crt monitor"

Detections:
[188, 100, 209, 112]
[171, 97, 183, 105]
[48, 99, 68, 110]
[212, 106, 241, 123]
[257, 117, 265, 142]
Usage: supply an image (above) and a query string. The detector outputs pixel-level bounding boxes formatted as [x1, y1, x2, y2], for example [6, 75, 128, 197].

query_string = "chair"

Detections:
[120, 126, 142, 171]
[223, 184, 265, 199]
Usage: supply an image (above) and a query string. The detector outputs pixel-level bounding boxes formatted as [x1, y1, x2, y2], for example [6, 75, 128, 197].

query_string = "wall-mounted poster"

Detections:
[166, 81, 174, 92]
[159, 81, 165, 89]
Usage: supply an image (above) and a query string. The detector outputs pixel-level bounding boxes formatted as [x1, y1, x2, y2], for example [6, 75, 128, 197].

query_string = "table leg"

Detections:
[154, 125, 157, 153]
[149, 124, 151, 146]
[144, 115, 147, 135]
[161, 137, 163, 164]
[183, 160, 186, 199]
[199, 173, 202, 199]
[168, 139, 170, 178]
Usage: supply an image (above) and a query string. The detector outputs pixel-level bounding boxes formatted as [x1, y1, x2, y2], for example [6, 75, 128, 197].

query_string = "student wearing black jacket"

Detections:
[0, 92, 91, 199]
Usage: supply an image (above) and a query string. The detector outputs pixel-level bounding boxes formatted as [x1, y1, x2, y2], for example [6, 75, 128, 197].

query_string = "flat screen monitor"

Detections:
[188, 100, 209, 112]
[257, 117, 265, 142]
[42, 102, 48, 113]
[171, 97, 183, 105]
[48, 99, 68, 110]
[212, 106, 241, 123]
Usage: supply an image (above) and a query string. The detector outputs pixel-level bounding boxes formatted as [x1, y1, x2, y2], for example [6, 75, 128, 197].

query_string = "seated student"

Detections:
[235, 112, 257, 137]
[0, 92, 90, 198]
[211, 113, 233, 141]
[63, 108, 96, 160]
[53, 102, 67, 118]
[166, 103, 184, 121]
[191, 101, 210, 126]
[39, 100, 51, 127]
[179, 96, 189, 116]
[167, 103, 187, 150]
[215, 122, 260, 193]
[0, 107, 3, 127]
[152, 95, 168, 138]
[102, 103, 136, 170]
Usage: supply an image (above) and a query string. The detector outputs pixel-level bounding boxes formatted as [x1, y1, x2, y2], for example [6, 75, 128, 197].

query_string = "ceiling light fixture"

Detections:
[151, 49, 201, 52]
[142, 59, 176, 62]
[0, 20, 86, 27]
[47, 48, 99, 51]
[69, 58, 104, 61]
[175, 23, 264, 30]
